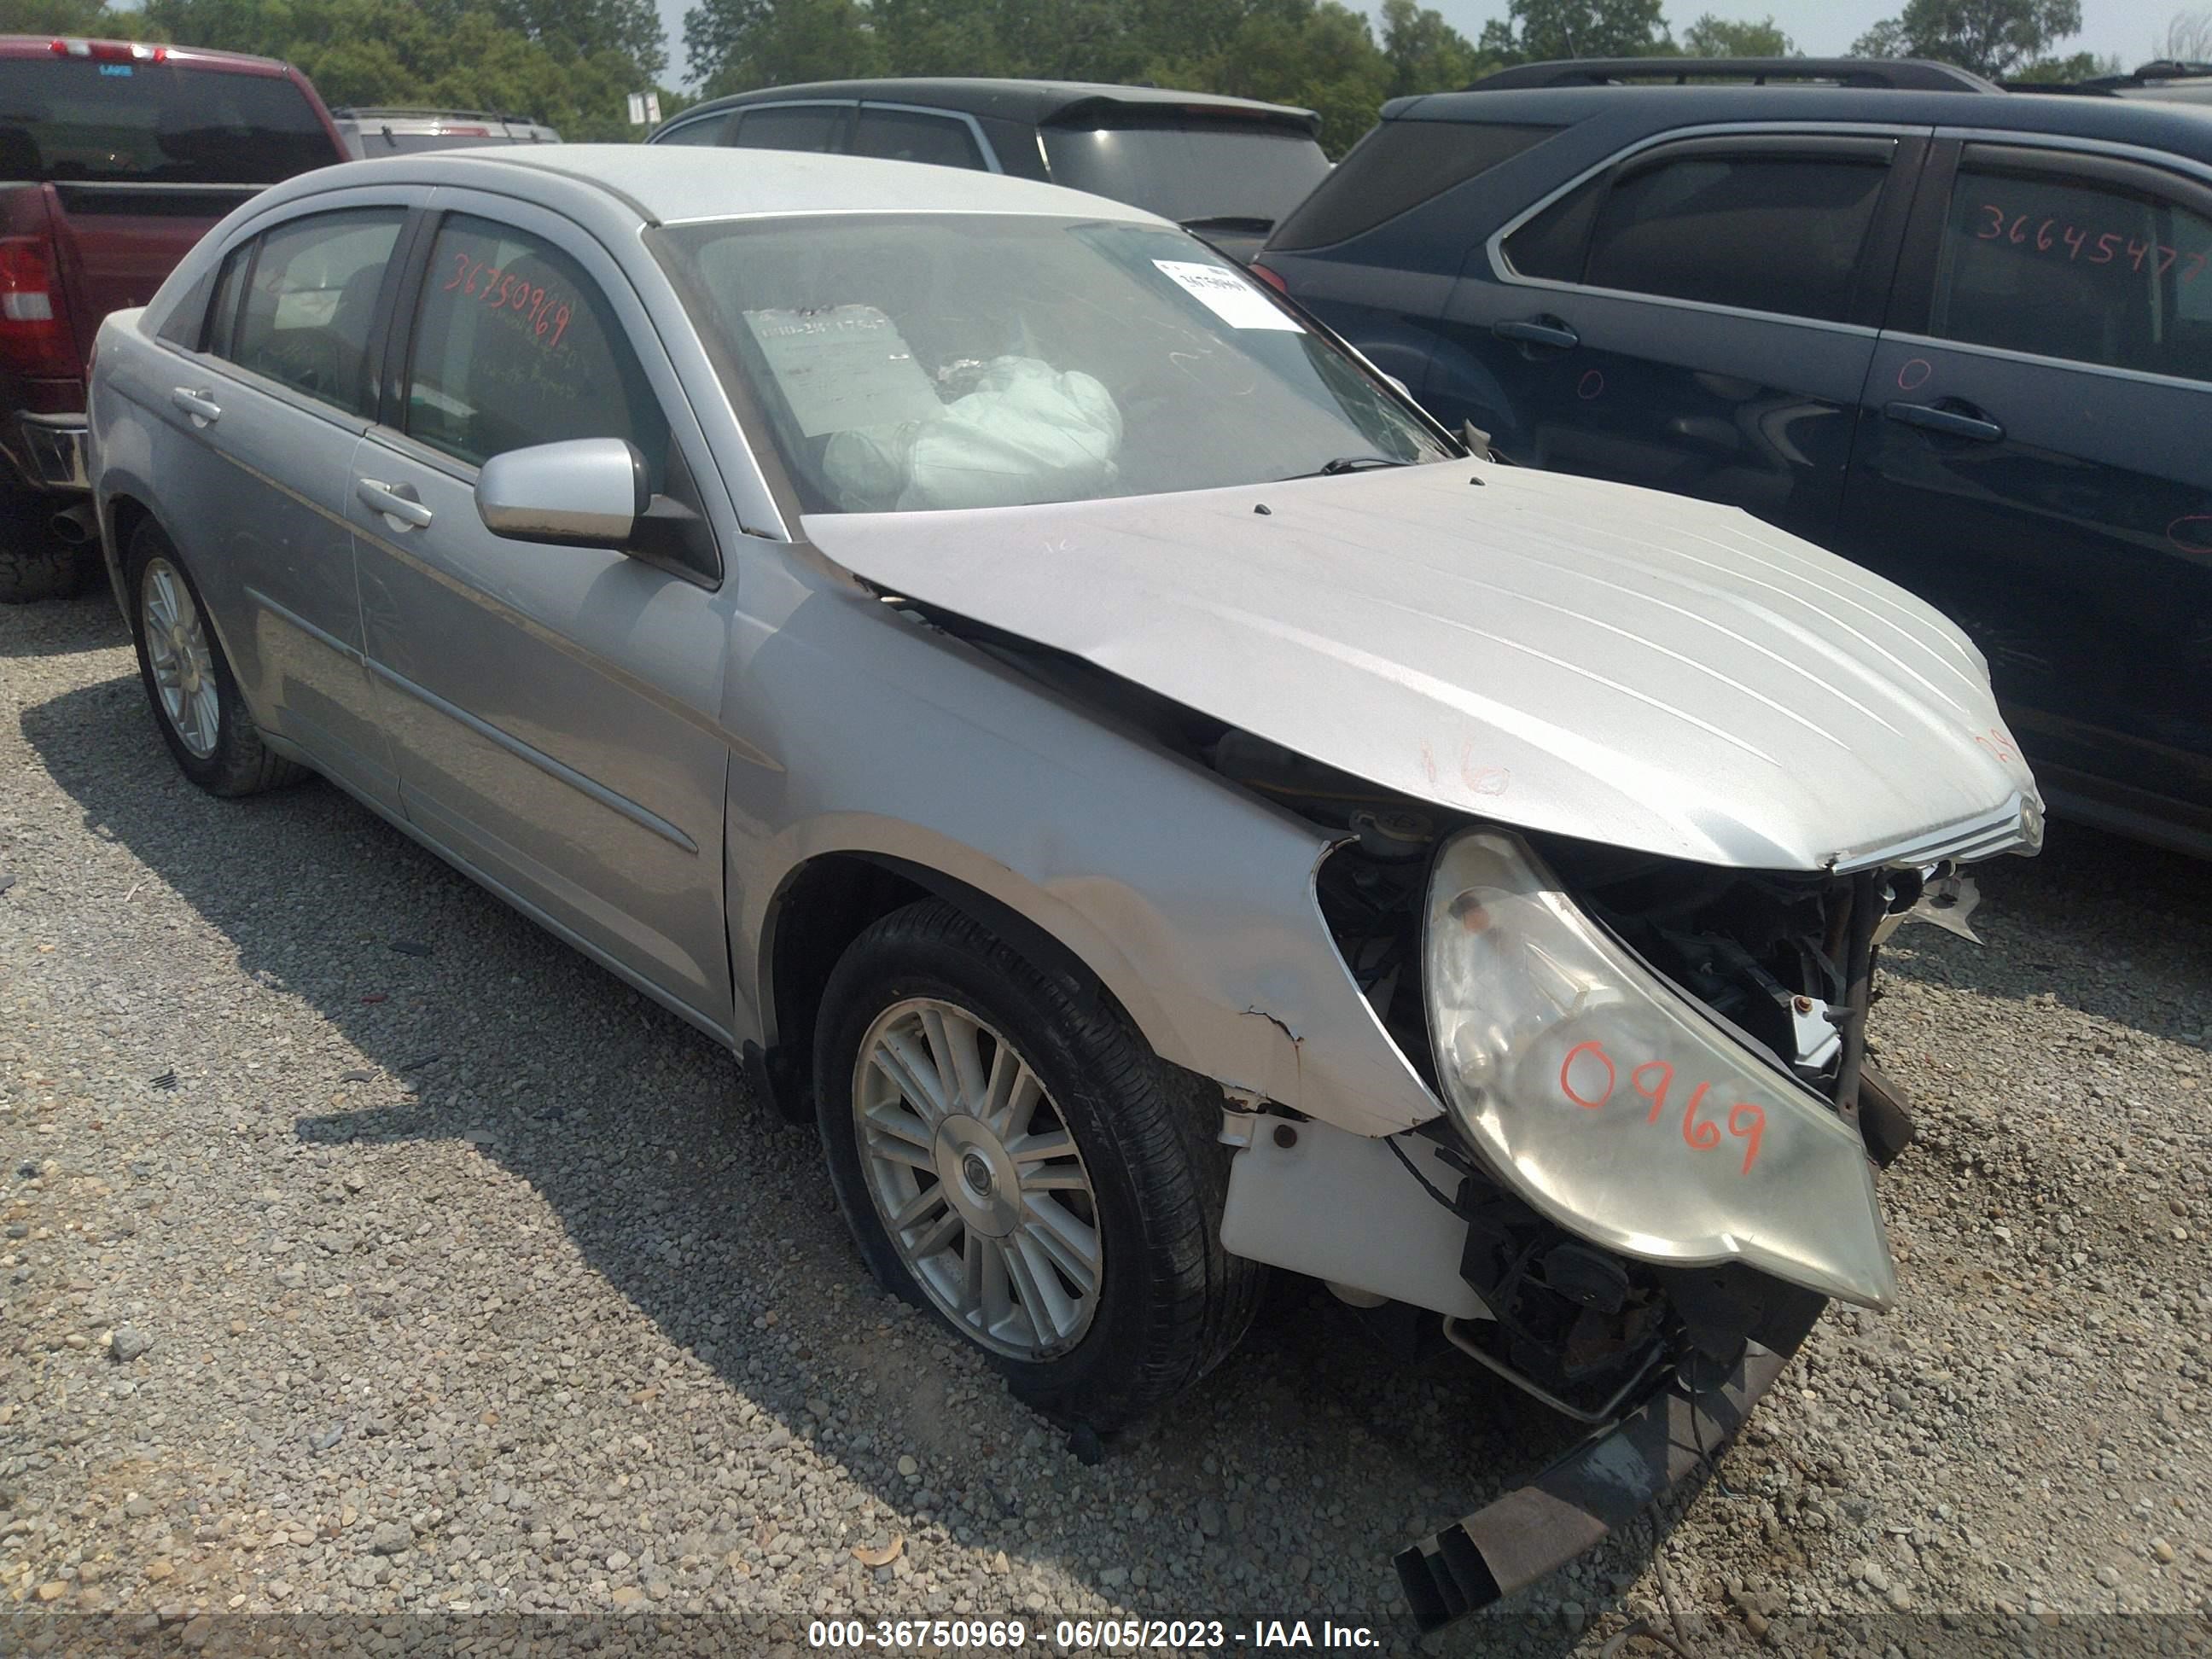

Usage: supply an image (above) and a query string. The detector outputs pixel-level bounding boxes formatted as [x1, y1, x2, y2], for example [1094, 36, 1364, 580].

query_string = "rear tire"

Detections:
[815, 899, 1263, 1431]
[125, 521, 300, 796]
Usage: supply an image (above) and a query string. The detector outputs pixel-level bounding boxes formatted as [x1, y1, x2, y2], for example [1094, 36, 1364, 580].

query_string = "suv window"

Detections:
[732, 104, 846, 153]
[1508, 144, 1891, 323]
[1271, 121, 1557, 251]
[218, 208, 404, 416]
[1932, 154, 2212, 383]
[852, 107, 985, 169]
[0, 58, 336, 183]
[655, 113, 731, 146]
[405, 215, 668, 477]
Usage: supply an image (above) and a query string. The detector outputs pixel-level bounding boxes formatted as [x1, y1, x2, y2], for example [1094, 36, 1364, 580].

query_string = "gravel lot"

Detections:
[3, 587, 2209, 1655]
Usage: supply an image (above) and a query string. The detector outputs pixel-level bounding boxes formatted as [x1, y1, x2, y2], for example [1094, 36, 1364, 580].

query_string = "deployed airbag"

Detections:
[825, 355, 1123, 511]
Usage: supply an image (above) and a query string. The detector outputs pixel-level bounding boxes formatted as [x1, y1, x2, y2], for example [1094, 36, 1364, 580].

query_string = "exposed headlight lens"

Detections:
[1423, 829, 1897, 1307]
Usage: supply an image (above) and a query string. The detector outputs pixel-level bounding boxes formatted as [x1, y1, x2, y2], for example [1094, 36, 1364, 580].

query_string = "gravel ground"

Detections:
[3, 588, 2209, 1656]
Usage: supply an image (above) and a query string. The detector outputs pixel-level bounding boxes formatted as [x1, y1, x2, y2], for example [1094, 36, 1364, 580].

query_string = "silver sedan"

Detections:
[88, 145, 2041, 1624]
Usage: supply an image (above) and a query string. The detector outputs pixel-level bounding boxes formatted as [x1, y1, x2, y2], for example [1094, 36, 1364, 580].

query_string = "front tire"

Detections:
[815, 899, 1263, 1430]
[126, 522, 300, 796]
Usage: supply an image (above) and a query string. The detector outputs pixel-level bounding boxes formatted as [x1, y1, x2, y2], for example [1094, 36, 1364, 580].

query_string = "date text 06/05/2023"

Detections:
[806, 1618, 1384, 1650]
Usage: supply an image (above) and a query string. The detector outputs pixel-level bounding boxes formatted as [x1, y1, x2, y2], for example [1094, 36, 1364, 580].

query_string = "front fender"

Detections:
[725, 568, 1445, 1138]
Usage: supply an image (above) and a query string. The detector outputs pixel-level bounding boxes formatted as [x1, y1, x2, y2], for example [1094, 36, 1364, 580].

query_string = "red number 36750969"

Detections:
[1557, 1039, 1767, 1174]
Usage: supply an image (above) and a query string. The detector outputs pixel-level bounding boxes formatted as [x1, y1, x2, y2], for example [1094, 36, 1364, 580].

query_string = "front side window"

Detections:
[654, 213, 1451, 515]
[1513, 147, 1889, 323]
[220, 208, 405, 415]
[404, 215, 668, 475]
[731, 105, 846, 153]
[851, 107, 984, 170]
[1931, 156, 2212, 382]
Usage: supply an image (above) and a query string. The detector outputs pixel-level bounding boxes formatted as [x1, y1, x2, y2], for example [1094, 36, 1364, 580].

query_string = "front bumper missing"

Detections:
[1394, 1294, 1823, 1633]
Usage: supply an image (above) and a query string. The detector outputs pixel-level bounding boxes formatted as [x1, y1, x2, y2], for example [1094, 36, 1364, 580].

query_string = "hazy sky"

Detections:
[649, 0, 2186, 84]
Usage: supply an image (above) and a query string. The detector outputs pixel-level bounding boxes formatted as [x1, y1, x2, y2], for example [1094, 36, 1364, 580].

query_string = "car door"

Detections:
[1431, 130, 1924, 546]
[148, 192, 417, 809]
[350, 193, 736, 1028]
[1836, 138, 2212, 847]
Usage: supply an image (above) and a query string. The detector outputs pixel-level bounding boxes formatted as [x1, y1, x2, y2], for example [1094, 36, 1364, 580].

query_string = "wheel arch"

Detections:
[748, 849, 1123, 1124]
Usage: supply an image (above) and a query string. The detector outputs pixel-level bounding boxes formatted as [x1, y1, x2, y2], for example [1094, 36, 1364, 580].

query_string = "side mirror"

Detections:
[474, 437, 649, 547]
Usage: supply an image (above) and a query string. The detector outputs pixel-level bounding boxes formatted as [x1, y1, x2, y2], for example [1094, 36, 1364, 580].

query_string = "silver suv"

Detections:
[333, 107, 560, 156]
[85, 144, 2040, 1627]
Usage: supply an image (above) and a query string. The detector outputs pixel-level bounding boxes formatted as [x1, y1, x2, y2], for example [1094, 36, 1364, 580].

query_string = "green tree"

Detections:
[1848, 0, 2083, 78]
[2011, 47, 2122, 78]
[0, 0, 146, 32]
[1379, 0, 1491, 95]
[684, 0, 885, 95]
[1483, 0, 1674, 62]
[488, 0, 667, 79]
[1679, 12, 1794, 55]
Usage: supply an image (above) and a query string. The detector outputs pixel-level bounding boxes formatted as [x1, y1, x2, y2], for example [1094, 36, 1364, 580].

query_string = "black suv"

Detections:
[649, 79, 1330, 259]
[1257, 59, 2212, 857]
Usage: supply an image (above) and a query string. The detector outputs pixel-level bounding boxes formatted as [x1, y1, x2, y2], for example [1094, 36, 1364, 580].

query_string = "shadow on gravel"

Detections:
[1877, 820, 2211, 1049]
[0, 585, 127, 659]
[21, 674, 1644, 1653]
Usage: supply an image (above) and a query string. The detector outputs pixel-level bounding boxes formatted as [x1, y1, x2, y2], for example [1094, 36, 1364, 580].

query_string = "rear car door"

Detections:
[1837, 138, 2212, 848]
[350, 194, 736, 1027]
[1434, 129, 1924, 544]
[147, 192, 416, 807]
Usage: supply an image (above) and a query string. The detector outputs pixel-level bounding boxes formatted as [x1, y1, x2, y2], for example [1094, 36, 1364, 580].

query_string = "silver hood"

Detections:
[804, 461, 2042, 871]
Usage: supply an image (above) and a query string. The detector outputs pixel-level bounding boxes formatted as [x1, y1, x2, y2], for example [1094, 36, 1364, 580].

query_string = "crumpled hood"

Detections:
[803, 461, 2041, 871]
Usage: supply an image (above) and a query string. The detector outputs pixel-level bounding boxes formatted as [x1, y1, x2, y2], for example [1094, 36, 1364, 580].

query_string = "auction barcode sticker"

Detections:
[1153, 259, 1303, 331]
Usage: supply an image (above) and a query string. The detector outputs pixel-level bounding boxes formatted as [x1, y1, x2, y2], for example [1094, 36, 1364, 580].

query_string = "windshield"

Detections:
[655, 214, 1450, 515]
[0, 59, 335, 184]
[1041, 122, 1330, 225]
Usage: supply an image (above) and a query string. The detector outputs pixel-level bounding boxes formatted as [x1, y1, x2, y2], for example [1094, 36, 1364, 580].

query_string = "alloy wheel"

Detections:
[851, 997, 1103, 1359]
[140, 556, 219, 760]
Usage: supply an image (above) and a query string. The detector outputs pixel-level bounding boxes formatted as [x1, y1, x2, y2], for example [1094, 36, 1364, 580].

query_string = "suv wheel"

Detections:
[815, 899, 1263, 1430]
[127, 522, 300, 796]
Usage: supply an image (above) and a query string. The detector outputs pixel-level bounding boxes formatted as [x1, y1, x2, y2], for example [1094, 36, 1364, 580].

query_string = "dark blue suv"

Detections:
[1258, 60, 2212, 857]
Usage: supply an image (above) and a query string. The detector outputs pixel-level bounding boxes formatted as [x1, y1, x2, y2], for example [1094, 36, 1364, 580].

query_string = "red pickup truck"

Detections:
[1, 34, 346, 601]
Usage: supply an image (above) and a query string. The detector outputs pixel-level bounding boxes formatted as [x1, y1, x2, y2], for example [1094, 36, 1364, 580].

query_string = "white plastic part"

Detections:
[1219, 1112, 1487, 1319]
[1423, 828, 1897, 1307]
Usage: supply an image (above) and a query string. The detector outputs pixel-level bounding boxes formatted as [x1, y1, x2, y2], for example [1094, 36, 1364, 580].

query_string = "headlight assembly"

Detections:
[1423, 829, 1897, 1308]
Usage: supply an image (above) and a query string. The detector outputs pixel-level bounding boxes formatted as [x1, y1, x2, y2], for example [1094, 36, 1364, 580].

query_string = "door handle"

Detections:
[356, 478, 434, 530]
[1884, 400, 2004, 443]
[170, 387, 220, 428]
[1493, 316, 1580, 351]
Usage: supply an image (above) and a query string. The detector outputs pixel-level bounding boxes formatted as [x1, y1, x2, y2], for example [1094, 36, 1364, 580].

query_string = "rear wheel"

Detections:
[815, 899, 1263, 1430]
[126, 522, 300, 796]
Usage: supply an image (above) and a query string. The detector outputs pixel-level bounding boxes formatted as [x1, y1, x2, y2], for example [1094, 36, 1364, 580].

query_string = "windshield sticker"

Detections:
[1151, 260, 1301, 332]
[742, 306, 945, 438]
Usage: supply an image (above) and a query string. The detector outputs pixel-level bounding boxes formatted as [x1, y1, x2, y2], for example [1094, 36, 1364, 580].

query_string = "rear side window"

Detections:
[218, 209, 404, 416]
[732, 105, 845, 154]
[852, 107, 984, 170]
[0, 58, 335, 183]
[405, 215, 668, 477]
[1572, 148, 1890, 322]
[1933, 156, 2212, 382]
[1270, 120, 1558, 251]
[654, 114, 731, 146]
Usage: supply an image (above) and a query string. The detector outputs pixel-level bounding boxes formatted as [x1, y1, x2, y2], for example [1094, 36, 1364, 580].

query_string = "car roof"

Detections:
[1382, 81, 2212, 161]
[336, 143, 1173, 227]
[672, 77, 1321, 134]
[0, 33, 297, 76]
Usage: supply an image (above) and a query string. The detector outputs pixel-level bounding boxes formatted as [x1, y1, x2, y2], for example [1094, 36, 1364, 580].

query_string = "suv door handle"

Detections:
[170, 387, 221, 428]
[1884, 400, 2004, 443]
[356, 478, 434, 530]
[1493, 316, 1580, 351]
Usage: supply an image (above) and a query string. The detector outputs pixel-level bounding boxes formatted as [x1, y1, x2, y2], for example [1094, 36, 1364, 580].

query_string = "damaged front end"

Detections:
[1216, 754, 1975, 1631]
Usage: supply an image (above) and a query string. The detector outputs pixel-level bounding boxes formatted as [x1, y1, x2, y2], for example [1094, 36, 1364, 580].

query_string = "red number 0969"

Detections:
[1557, 1040, 1767, 1174]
